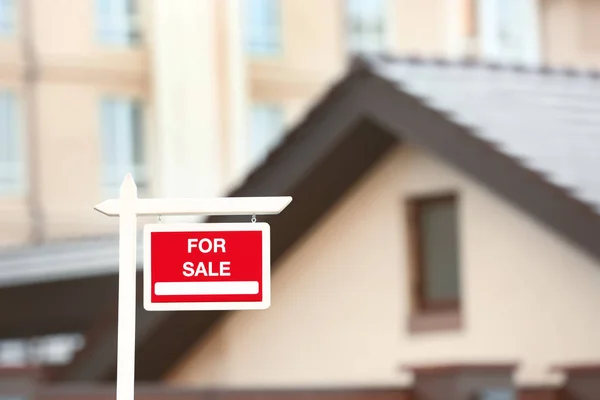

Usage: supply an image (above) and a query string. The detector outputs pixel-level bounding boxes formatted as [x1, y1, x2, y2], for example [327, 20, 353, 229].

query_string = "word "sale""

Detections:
[183, 238, 231, 277]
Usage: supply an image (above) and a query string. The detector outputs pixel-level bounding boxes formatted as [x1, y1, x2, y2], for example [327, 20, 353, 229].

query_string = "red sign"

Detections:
[143, 223, 270, 311]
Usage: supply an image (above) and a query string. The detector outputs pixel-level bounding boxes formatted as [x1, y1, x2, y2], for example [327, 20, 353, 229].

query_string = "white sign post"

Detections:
[94, 174, 292, 400]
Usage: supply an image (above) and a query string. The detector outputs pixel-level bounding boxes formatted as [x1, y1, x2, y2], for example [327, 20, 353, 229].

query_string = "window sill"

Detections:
[408, 308, 462, 334]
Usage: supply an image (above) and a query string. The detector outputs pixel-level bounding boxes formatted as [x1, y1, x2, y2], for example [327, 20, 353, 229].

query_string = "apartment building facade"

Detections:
[1, 0, 599, 249]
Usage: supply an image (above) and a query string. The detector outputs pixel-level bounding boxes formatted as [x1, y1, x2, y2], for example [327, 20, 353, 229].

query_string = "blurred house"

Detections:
[4, 53, 600, 399]
[2, 0, 600, 400]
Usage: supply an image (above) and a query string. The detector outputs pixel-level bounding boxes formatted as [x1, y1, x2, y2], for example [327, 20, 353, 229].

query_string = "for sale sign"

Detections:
[143, 223, 270, 311]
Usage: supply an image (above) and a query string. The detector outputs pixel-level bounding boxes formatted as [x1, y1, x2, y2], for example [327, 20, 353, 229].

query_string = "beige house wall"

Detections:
[541, 0, 600, 68]
[395, 0, 448, 56]
[167, 144, 600, 389]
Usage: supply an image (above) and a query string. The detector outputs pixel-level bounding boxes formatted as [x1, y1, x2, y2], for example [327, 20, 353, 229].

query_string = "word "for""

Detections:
[187, 238, 226, 253]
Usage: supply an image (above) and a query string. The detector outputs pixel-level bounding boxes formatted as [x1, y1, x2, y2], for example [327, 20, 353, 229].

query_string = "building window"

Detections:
[244, 0, 281, 55]
[249, 103, 284, 164]
[0, 90, 21, 194]
[407, 194, 461, 314]
[345, 0, 387, 54]
[100, 97, 145, 193]
[476, 0, 539, 64]
[0, 0, 15, 36]
[96, 0, 140, 46]
[496, 0, 519, 50]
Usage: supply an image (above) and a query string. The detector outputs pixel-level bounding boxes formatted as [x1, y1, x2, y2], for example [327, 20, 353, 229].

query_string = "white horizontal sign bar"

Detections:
[155, 281, 259, 296]
[94, 196, 292, 217]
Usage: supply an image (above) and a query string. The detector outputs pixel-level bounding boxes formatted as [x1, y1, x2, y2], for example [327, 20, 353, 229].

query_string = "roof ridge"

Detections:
[371, 53, 600, 79]
[348, 54, 376, 74]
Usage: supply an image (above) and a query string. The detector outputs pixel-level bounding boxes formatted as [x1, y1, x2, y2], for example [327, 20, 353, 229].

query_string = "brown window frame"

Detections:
[406, 193, 461, 316]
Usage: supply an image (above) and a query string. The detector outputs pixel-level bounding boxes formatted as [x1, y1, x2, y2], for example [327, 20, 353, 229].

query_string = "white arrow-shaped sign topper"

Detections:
[95, 196, 292, 217]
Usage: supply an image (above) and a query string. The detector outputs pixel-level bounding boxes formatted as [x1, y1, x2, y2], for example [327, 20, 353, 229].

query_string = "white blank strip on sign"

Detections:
[155, 281, 259, 296]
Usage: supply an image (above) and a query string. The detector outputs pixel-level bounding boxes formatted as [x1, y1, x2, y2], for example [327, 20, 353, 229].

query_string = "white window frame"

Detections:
[100, 96, 146, 196]
[95, 0, 141, 46]
[243, 0, 282, 56]
[248, 103, 284, 164]
[0, 0, 15, 37]
[345, 0, 389, 54]
[0, 90, 23, 195]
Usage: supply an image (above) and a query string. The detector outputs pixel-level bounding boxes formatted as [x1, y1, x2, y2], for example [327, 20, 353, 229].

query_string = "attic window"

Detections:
[406, 193, 462, 332]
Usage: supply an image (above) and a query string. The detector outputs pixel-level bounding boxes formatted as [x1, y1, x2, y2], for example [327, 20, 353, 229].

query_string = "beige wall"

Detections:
[541, 0, 600, 68]
[33, 0, 150, 80]
[0, 0, 493, 247]
[168, 144, 600, 388]
[36, 80, 151, 239]
[0, 0, 151, 245]
[5, 0, 600, 245]
[395, 0, 447, 56]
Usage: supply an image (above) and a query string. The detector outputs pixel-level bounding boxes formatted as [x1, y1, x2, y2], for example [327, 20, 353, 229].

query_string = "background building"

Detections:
[2, 0, 600, 247]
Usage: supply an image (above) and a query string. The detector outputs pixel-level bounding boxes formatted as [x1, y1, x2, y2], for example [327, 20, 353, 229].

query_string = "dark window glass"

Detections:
[409, 195, 461, 311]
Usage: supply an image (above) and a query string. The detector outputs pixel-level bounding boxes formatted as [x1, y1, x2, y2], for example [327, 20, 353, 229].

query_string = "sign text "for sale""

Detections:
[183, 238, 231, 277]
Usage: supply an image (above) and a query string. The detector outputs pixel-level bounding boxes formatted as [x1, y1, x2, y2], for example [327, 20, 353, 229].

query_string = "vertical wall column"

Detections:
[444, 0, 463, 59]
[21, 0, 44, 243]
[151, 0, 221, 203]
[223, 0, 250, 190]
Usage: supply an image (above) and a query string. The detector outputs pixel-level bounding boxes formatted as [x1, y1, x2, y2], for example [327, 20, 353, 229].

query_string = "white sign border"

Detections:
[143, 222, 271, 312]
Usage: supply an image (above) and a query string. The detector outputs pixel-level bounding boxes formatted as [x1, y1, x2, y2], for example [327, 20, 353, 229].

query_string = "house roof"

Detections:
[6, 54, 600, 381]
[0, 221, 206, 338]
[0, 235, 141, 289]
[0, 234, 143, 339]
[373, 55, 600, 212]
